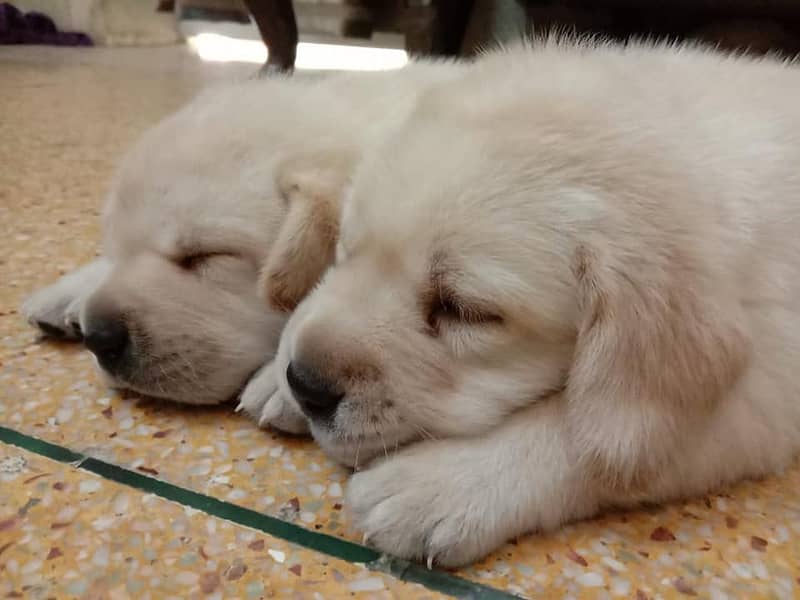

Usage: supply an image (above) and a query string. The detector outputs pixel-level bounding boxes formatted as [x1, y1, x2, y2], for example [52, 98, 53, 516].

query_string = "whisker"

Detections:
[354, 438, 362, 472]
[379, 428, 389, 460]
[413, 423, 438, 442]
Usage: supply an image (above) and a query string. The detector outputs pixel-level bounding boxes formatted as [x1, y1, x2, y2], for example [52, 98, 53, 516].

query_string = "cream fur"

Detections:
[283, 40, 800, 566]
[22, 61, 464, 406]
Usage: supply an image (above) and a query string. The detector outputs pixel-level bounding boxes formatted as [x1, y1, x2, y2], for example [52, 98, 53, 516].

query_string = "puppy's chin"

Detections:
[309, 420, 417, 469]
[90, 354, 239, 406]
[92, 354, 121, 389]
[310, 426, 383, 469]
[90, 354, 163, 400]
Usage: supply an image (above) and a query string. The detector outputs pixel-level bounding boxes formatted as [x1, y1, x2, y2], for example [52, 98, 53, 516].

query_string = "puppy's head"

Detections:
[283, 86, 747, 472]
[281, 111, 580, 464]
[82, 80, 356, 405]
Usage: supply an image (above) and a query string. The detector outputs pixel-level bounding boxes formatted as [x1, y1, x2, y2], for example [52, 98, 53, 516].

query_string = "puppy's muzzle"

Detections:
[84, 317, 129, 374]
[286, 361, 344, 420]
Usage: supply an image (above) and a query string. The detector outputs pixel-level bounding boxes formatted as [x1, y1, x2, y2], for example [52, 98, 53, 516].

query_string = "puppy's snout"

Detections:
[286, 361, 344, 420]
[84, 317, 129, 373]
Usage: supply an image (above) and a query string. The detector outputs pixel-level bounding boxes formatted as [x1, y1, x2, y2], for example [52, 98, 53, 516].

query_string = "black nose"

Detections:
[84, 318, 129, 372]
[286, 361, 344, 419]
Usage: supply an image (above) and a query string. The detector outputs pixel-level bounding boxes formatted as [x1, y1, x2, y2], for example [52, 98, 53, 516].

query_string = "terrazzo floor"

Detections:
[0, 442, 439, 599]
[2, 44, 800, 599]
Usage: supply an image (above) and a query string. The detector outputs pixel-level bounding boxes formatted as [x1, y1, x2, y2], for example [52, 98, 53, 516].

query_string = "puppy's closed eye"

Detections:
[426, 291, 503, 335]
[176, 252, 236, 271]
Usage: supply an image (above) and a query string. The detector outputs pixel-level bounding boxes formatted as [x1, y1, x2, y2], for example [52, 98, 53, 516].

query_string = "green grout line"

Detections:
[0, 426, 84, 464]
[0, 426, 518, 600]
[83, 457, 378, 563]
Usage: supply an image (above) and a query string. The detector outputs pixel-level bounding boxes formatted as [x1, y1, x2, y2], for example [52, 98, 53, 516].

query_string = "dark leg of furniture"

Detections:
[430, 0, 475, 56]
[242, 0, 298, 73]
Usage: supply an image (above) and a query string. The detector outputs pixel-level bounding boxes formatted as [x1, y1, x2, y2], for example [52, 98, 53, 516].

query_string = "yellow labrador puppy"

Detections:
[22, 62, 463, 411]
[276, 40, 800, 566]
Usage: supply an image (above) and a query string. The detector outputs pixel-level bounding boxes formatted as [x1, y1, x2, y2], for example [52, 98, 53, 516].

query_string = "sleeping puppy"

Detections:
[277, 39, 800, 566]
[21, 61, 463, 412]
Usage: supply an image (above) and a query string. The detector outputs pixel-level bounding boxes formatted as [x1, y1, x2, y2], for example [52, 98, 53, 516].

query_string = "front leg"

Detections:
[347, 399, 599, 567]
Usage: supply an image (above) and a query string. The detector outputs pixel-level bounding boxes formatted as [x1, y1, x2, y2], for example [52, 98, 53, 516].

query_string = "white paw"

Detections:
[259, 391, 309, 434]
[22, 281, 83, 340]
[346, 444, 503, 567]
[237, 361, 278, 419]
[20, 258, 110, 341]
[238, 361, 309, 434]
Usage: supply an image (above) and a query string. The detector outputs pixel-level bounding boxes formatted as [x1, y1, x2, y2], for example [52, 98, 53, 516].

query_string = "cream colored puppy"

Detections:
[22, 62, 463, 410]
[279, 40, 800, 566]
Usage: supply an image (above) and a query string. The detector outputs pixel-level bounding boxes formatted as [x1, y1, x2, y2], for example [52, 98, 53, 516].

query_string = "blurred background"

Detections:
[3, 0, 799, 74]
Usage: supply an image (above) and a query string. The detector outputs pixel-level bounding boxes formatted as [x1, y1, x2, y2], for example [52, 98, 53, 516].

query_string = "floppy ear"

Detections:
[260, 150, 357, 311]
[566, 245, 749, 489]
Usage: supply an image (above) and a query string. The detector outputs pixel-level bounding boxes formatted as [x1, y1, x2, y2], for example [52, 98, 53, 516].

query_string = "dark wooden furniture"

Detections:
[241, 0, 297, 73]
[241, 0, 475, 73]
[192, 1, 800, 74]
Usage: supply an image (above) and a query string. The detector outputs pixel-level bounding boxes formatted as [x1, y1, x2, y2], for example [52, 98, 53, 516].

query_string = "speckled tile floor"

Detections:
[0, 442, 440, 599]
[2, 45, 800, 600]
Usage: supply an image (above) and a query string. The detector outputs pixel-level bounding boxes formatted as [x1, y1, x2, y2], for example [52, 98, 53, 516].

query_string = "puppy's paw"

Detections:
[21, 281, 83, 340]
[259, 391, 309, 434]
[347, 444, 503, 567]
[21, 259, 110, 341]
[237, 361, 278, 420]
[238, 362, 309, 434]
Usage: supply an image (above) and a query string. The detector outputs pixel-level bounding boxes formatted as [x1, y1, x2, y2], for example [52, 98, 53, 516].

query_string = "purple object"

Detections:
[0, 2, 93, 46]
